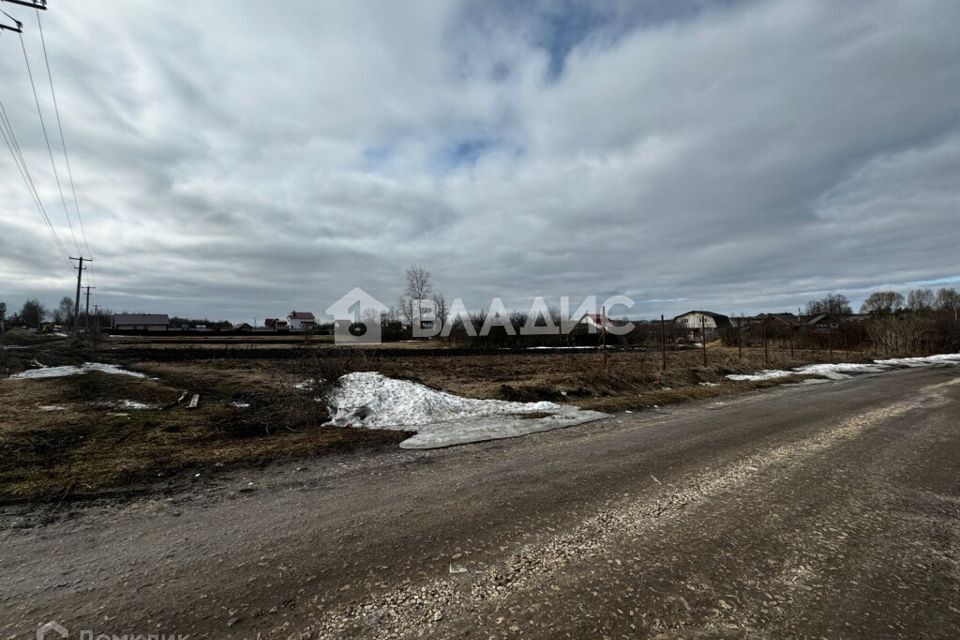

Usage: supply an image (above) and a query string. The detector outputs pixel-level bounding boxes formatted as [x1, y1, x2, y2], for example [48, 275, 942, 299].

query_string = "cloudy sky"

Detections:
[1, 0, 958, 322]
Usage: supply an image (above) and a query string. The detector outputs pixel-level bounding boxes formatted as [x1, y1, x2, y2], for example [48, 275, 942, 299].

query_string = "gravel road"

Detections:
[2, 366, 959, 639]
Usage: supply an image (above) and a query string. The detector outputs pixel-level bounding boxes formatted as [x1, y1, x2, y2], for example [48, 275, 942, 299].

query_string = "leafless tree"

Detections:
[432, 291, 448, 328]
[906, 288, 935, 312]
[860, 291, 904, 315]
[54, 296, 74, 326]
[805, 293, 852, 316]
[398, 264, 433, 324]
[934, 287, 959, 312]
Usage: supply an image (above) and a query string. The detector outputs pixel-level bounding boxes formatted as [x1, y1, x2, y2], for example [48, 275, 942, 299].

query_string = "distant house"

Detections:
[287, 311, 316, 331]
[577, 313, 622, 333]
[673, 310, 731, 341]
[754, 312, 798, 327]
[805, 314, 841, 333]
[112, 313, 170, 332]
[263, 318, 288, 331]
[236, 322, 253, 332]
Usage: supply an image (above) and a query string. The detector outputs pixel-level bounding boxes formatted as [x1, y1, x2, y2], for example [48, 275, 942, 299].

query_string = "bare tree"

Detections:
[54, 296, 74, 326]
[805, 293, 852, 316]
[906, 288, 935, 312]
[934, 287, 959, 312]
[860, 291, 904, 315]
[398, 264, 433, 324]
[432, 291, 448, 328]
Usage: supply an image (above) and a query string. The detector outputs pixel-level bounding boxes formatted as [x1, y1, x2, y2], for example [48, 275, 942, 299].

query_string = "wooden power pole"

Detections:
[69, 256, 89, 337]
[83, 285, 95, 332]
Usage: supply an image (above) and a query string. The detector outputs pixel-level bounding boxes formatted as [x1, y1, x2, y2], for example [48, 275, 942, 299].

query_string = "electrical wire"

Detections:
[34, 8, 100, 302]
[36, 9, 92, 262]
[18, 28, 81, 256]
[0, 100, 71, 263]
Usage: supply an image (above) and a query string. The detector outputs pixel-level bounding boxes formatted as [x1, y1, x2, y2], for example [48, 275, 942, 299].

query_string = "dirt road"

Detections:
[3, 367, 959, 639]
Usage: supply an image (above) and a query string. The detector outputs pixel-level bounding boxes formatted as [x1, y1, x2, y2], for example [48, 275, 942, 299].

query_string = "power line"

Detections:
[35, 8, 92, 261]
[18, 28, 81, 256]
[33, 7, 100, 298]
[0, 99, 70, 263]
[0, 115, 68, 261]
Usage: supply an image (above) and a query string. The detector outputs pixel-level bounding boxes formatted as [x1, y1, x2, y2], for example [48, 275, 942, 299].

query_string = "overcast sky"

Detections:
[1, 0, 958, 322]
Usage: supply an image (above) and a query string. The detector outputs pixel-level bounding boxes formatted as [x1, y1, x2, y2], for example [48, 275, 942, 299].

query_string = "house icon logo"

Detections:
[325, 287, 388, 344]
[37, 621, 68, 640]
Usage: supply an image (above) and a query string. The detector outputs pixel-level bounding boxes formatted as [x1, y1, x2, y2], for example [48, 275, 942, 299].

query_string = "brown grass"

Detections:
[0, 341, 867, 502]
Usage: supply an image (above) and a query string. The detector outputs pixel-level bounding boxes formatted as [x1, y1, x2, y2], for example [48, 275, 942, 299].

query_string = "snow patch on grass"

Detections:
[9, 362, 146, 380]
[94, 399, 158, 410]
[727, 353, 960, 382]
[325, 372, 607, 449]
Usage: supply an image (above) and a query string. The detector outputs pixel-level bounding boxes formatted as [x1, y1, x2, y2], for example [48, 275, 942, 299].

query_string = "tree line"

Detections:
[0, 298, 235, 332]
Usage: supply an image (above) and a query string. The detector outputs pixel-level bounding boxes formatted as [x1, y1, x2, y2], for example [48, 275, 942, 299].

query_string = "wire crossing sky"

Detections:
[0, 0, 958, 321]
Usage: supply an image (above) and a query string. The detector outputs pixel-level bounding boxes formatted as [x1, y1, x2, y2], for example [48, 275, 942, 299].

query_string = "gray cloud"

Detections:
[1, 0, 958, 322]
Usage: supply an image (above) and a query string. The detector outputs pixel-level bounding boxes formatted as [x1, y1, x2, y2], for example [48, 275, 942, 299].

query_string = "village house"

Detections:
[263, 318, 288, 330]
[673, 310, 731, 342]
[111, 313, 170, 332]
[576, 313, 624, 333]
[287, 311, 316, 331]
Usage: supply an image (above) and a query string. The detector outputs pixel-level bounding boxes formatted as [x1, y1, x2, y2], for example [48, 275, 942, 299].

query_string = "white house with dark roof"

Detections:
[673, 310, 732, 341]
[287, 310, 316, 331]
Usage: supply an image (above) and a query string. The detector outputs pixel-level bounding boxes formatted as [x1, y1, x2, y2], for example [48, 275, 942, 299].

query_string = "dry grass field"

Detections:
[0, 331, 865, 501]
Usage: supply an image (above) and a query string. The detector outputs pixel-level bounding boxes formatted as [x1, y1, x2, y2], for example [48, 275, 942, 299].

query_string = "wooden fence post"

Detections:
[763, 317, 768, 365]
[737, 317, 742, 360]
[701, 315, 707, 367]
[660, 315, 667, 371]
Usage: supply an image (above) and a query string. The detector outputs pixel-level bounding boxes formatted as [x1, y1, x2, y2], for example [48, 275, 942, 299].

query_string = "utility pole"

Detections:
[2, 1, 48, 9]
[660, 314, 667, 371]
[69, 256, 89, 338]
[82, 285, 95, 332]
[1, 0, 47, 32]
[0, 11, 22, 33]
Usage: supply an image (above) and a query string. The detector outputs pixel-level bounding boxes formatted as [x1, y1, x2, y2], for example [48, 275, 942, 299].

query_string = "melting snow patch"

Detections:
[726, 352, 960, 382]
[38, 405, 67, 411]
[119, 399, 156, 410]
[325, 372, 607, 449]
[793, 363, 889, 379]
[231, 401, 251, 408]
[95, 399, 157, 410]
[875, 353, 960, 368]
[726, 369, 793, 381]
[9, 362, 146, 380]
